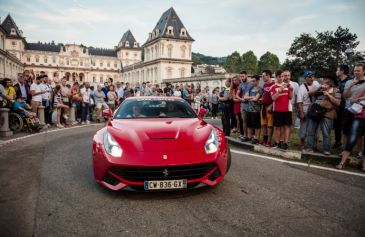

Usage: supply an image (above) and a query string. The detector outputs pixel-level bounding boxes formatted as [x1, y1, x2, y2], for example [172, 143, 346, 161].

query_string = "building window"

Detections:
[180, 68, 186, 77]
[167, 45, 173, 58]
[100, 62, 103, 67]
[180, 28, 187, 36]
[107, 62, 110, 67]
[93, 77, 96, 83]
[53, 57, 56, 63]
[167, 26, 173, 35]
[100, 76, 103, 83]
[114, 63, 117, 68]
[126, 52, 129, 56]
[44, 58, 48, 63]
[181, 45, 186, 58]
[125, 41, 129, 47]
[27, 57, 30, 62]
[66, 60, 69, 65]
[12, 41, 16, 46]
[134, 42, 138, 47]
[10, 28, 15, 35]
[167, 67, 172, 79]
[36, 57, 39, 63]
[80, 61, 83, 66]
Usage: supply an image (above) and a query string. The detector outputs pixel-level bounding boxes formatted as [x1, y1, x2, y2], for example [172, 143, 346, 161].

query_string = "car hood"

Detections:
[107, 118, 212, 152]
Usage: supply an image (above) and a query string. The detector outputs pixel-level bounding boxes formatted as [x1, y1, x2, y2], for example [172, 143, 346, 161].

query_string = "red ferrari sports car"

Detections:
[92, 97, 231, 191]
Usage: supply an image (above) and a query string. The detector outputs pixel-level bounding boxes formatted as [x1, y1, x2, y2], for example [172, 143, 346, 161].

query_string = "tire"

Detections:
[9, 113, 24, 133]
[226, 147, 231, 173]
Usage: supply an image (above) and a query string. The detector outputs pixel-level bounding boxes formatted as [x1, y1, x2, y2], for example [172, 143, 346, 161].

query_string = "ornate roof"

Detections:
[144, 7, 194, 45]
[88, 47, 117, 57]
[25, 42, 62, 52]
[117, 30, 140, 49]
[1, 14, 23, 38]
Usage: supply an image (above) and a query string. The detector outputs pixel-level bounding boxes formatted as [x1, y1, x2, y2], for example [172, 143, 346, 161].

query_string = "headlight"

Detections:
[103, 131, 123, 157]
[205, 129, 218, 154]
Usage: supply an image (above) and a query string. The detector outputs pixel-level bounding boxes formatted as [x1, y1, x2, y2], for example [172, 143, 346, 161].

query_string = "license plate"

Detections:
[144, 179, 187, 190]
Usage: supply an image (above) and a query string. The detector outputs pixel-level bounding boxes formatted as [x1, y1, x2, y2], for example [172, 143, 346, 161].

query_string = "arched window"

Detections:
[180, 45, 186, 58]
[167, 44, 173, 58]
[125, 41, 129, 47]
[134, 42, 138, 47]
[167, 26, 173, 35]
[180, 28, 187, 36]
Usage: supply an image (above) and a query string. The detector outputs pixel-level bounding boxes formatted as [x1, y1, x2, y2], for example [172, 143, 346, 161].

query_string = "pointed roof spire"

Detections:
[144, 7, 194, 45]
[1, 14, 22, 38]
[117, 30, 140, 49]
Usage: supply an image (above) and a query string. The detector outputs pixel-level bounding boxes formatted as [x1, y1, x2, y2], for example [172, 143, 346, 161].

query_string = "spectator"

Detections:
[219, 78, 232, 136]
[155, 84, 163, 96]
[89, 86, 96, 121]
[95, 85, 109, 122]
[140, 82, 146, 96]
[236, 71, 251, 141]
[343, 63, 365, 155]
[144, 81, 153, 96]
[232, 76, 243, 137]
[60, 78, 71, 120]
[245, 75, 263, 144]
[40, 75, 52, 127]
[2, 78, 16, 108]
[297, 71, 320, 149]
[210, 88, 219, 119]
[164, 84, 173, 96]
[30, 76, 45, 114]
[115, 81, 124, 104]
[173, 85, 182, 97]
[53, 85, 69, 128]
[13, 96, 43, 131]
[260, 70, 275, 146]
[107, 85, 118, 111]
[123, 83, 134, 99]
[14, 74, 30, 102]
[193, 89, 202, 113]
[71, 82, 82, 122]
[283, 69, 299, 129]
[306, 76, 341, 155]
[270, 70, 293, 150]
[0, 80, 11, 109]
[101, 82, 109, 101]
[333, 65, 351, 149]
[80, 82, 91, 125]
[336, 64, 365, 171]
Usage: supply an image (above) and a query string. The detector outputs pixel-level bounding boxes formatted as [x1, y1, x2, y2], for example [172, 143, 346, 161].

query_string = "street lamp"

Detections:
[345, 44, 354, 74]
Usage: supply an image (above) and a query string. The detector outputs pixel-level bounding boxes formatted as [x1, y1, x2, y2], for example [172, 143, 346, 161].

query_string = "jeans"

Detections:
[81, 103, 89, 122]
[42, 100, 51, 124]
[307, 117, 333, 152]
[344, 118, 365, 152]
[222, 103, 232, 136]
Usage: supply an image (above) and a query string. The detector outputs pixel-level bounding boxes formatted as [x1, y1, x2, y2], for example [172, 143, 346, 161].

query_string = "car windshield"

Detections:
[114, 98, 198, 119]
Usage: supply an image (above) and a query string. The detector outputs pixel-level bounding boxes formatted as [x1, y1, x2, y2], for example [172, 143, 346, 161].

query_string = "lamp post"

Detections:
[345, 44, 354, 75]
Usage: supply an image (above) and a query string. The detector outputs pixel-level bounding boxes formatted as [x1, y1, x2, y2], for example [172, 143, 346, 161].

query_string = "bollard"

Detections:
[69, 104, 76, 125]
[37, 106, 45, 125]
[0, 108, 13, 137]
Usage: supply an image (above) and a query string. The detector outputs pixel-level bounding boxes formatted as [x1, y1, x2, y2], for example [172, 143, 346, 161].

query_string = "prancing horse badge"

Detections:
[163, 155, 168, 160]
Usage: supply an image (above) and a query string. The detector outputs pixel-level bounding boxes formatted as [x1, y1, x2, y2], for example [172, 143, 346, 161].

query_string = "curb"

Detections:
[226, 136, 362, 168]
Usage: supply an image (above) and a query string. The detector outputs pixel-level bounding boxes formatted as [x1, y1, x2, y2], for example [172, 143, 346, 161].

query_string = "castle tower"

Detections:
[116, 30, 141, 67]
[1, 14, 25, 61]
[143, 7, 194, 80]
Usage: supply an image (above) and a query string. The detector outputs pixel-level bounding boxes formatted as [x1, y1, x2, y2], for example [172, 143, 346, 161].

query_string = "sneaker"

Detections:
[357, 152, 364, 158]
[56, 124, 64, 128]
[86, 120, 90, 125]
[304, 148, 314, 153]
[324, 151, 331, 156]
[273, 143, 279, 148]
[251, 139, 259, 145]
[81, 122, 86, 125]
[265, 142, 271, 147]
[71, 121, 78, 126]
[282, 143, 289, 150]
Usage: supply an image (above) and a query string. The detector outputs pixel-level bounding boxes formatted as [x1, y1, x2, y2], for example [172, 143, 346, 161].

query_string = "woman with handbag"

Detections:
[306, 76, 341, 155]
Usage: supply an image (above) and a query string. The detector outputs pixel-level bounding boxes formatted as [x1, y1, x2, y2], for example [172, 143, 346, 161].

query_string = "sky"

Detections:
[0, 0, 364, 63]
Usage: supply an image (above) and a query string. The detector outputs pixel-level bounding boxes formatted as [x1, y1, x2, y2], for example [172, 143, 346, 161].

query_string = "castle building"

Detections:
[0, 7, 193, 86]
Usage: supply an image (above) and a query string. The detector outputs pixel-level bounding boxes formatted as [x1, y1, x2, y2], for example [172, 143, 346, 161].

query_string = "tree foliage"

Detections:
[283, 26, 364, 79]
[241, 51, 258, 75]
[258, 51, 280, 74]
[224, 51, 242, 73]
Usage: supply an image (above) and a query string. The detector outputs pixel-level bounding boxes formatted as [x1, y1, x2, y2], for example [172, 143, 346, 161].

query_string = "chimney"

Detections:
[148, 32, 152, 39]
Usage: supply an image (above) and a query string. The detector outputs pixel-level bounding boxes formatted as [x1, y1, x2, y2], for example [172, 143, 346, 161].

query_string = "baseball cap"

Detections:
[303, 71, 313, 78]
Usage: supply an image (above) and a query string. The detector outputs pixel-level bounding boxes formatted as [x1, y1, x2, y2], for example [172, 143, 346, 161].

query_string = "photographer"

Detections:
[306, 76, 341, 155]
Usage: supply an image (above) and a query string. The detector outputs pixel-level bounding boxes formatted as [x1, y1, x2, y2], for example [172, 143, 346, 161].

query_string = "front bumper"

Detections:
[92, 142, 228, 191]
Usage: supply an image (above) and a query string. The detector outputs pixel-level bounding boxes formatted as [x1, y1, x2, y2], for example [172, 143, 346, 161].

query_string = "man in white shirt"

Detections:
[40, 75, 52, 126]
[80, 82, 91, 124]
[297, 71, 320, 148]
[115, 81, 124, 104]
[30, 76, 46, 114]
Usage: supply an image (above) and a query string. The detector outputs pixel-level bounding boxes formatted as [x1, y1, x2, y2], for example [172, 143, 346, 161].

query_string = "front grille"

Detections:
[109, 163, 216, 182]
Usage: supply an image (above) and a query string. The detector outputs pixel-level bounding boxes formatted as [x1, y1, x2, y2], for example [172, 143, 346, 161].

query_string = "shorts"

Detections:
[261, 107, 273, 127]
[342, 108, 354, 136]
[273, 111, 292, 127]
[246, 112, 261, 129]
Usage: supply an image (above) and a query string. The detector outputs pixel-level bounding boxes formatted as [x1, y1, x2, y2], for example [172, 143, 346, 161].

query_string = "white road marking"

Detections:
[0, 124, 101, 147]
[231, 149, 365, 178]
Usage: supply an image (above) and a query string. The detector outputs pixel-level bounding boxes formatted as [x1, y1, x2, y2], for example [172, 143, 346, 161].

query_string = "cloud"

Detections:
[286, 15, 318, 25]
[328, 3, 354, 12]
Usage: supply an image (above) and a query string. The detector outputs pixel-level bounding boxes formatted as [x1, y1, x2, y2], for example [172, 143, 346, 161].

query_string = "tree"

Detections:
[284, 26, 364, 79]
[224, 51, 242, 73]
[258, 51, 280, 73]
[241, 51, 258, 75]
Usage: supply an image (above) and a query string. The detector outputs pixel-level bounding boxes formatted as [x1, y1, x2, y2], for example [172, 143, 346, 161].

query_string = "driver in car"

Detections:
[126, 105, 146, 118]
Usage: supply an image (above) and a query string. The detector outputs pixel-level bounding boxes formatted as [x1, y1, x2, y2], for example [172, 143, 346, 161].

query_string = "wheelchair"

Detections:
[9, 110, 42, 133]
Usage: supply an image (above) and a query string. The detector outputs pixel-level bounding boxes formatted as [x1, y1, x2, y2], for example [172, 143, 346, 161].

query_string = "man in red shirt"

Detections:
[260, 70, 275, 146]
[270, 70, 293, 150]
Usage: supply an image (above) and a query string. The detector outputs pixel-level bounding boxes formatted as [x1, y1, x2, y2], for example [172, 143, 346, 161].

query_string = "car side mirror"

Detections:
[102, 109, 113, 118]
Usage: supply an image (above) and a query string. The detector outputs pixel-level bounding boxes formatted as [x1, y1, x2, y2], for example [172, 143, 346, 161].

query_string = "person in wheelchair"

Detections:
[12, 96, 43, 132]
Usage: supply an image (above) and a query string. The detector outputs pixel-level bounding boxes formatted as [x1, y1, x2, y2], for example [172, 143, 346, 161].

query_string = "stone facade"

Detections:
[1, 7, 193, 86]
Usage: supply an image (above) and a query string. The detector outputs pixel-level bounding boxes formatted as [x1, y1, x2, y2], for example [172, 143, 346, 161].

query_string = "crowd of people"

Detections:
[1, 63, 365, 171]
